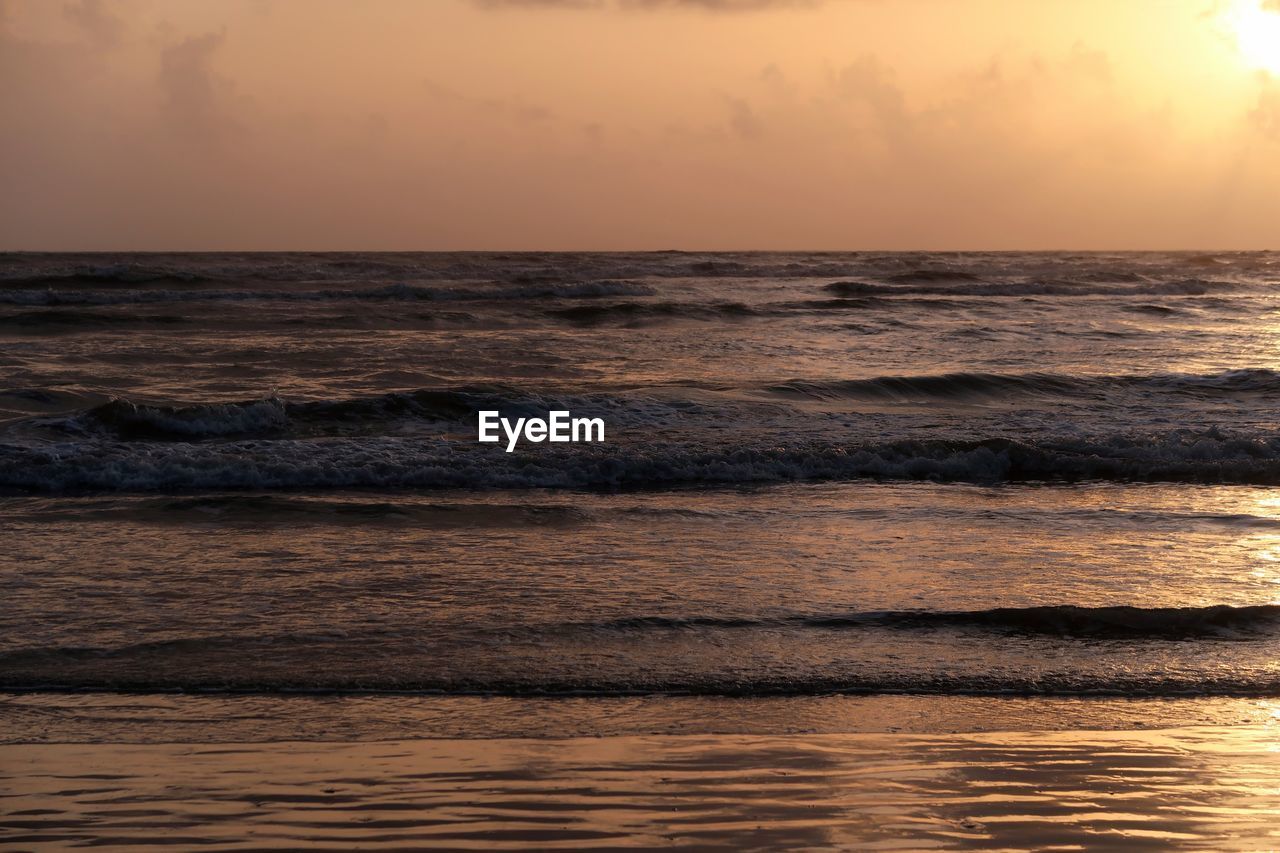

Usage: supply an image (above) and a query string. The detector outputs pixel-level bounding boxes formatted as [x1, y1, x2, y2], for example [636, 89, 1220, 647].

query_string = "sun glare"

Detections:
[1229, 0, 1280, 73]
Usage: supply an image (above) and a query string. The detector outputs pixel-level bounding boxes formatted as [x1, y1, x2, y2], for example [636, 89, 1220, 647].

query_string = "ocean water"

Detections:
[5, 250, 1280, 705]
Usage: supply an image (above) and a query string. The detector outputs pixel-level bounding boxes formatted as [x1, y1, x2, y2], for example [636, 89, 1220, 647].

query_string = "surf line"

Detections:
[478, 410, 605, 452]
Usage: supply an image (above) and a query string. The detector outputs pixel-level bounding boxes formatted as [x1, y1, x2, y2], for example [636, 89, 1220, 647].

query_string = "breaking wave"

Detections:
[47, 368, 1280, 442]
[7, 427, 1280, 493]
[77, 398, 291, 439]
[59, 387, 697, 441]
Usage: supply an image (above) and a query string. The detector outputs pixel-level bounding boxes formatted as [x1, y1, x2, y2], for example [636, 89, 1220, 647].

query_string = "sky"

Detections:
[2, 0, 1279, 250]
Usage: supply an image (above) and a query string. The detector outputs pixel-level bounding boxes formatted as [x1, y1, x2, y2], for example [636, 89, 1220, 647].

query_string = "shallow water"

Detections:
[8, 727, 1280, 850]
[10, 484, 1280, 696]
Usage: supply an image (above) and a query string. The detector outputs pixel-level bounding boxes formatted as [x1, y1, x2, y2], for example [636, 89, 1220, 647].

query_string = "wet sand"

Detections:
[7, 720, 1280, 849]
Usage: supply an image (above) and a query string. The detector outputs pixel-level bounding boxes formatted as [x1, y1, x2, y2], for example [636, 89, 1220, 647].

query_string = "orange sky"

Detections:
[2, 0, 1279, 250]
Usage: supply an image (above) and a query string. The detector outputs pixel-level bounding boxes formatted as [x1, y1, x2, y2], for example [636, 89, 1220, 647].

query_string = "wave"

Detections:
[0, 280, 657, 306]
[76, 398, 291, 439]
[765, 368, 1280, 402]
[1122, 303, 1182, 316]
[3, 495, 733, 528]
[884, 269, 987, 284]
[2, 253, 881, 285]
[0, 310, 190, 330]
[789, 296, 975, 312]
[824, 278, 1237, 298]
[53, 387, 708, 441]
[3, 267, 214, 287]
[547, 301, 760, 325]
[1184, 253, 1229, 267]
[64, 393, 471, 439]
[23, 495, 593, 527]
[573, 604, 1280, 640]
[10, 677, 1280, 697]
[8, 427, 1280, 493]
[10, 616, 1280, 696]
[39, 368, 1280, 444]
[11, 673, 1280, 697]
[507, 280, 658, 299]
[4, 251, 1273, 291]
[765, 373, 1089, 403]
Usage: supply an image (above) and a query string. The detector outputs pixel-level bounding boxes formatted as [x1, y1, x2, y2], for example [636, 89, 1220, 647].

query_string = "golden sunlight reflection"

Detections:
[1246, 493, 1280, 592]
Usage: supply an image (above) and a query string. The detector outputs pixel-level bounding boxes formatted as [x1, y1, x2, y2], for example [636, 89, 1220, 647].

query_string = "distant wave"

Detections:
[547, 301, 760, 325]
[4, 268, 214, 287]
[4, 251, 1273, 292]
[884, 269, 988, 283]
[0, 280, 657, 306]
[0, 255, 881, 285]
[7, 276, 1227, 307]
[825, 277, 1240, 298]
[1184, 253, 1229, 267]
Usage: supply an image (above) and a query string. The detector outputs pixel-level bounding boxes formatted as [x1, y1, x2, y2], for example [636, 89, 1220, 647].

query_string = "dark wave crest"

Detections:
[577, 604, 1280, 640]
[547, 301, 760, 325]
[764, 369, 1280, 402]
[78, 398, 291, 439]
[7, 427, 1280, 493]
[0, 310, 190, 330]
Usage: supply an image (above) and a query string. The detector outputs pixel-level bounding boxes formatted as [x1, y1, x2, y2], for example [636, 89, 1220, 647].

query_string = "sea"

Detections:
[5, 250, 1280, 709]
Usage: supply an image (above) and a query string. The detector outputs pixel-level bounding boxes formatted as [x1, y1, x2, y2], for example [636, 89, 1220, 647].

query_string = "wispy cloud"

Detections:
[63, 0, 122, 47]
[159, 31, 237, 139]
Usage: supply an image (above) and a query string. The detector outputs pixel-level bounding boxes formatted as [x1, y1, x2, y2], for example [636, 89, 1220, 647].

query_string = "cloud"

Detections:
[724, 96, 762, 138]
[425, 78, 557, 124]
[158, 31, 237, 138]
[473, 0, 602, 6]
[63, 0, 122, 47]
[1252, 81, 1280, 140]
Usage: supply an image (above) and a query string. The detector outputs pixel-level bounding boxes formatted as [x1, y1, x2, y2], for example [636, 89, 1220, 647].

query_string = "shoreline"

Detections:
[7, 720, 1280, 849]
